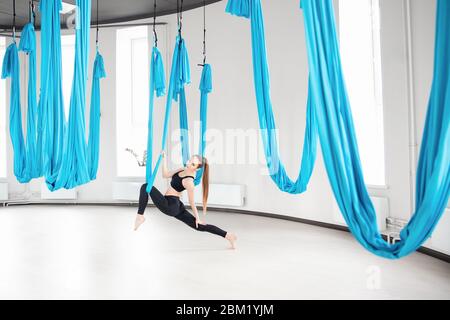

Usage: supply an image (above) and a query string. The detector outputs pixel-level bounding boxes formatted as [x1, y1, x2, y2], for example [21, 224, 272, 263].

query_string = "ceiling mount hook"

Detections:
[153, 0, 158, 47]
[177, 0, 184, 40]
[96, 0, 100, 50]
[198, 0, 207, 67]
[29, 0, 36, 26]
[12, 0, 16, 42]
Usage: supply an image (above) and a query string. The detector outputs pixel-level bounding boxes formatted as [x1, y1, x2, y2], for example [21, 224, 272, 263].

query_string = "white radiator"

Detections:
[333, 196, 389, 231]
[182, 184, 245, 207]
[0, 182, 8, 201]
[41, 183, 77, 200]
[113, 182, 143, 201]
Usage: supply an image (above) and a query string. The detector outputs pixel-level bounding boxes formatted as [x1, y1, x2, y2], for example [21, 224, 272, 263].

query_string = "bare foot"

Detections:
[225, 233, 237, 249]
[134, 214, 146, 231]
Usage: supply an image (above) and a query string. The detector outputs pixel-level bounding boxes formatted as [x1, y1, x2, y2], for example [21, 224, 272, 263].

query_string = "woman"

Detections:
[134, 151, 237, 249]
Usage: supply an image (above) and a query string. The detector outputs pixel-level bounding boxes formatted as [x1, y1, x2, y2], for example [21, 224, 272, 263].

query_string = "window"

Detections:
[61, 34, 76, 119]
[116, 27, 149, 177]
[339, 0, 386, 186]
[0, 37, 6, 178]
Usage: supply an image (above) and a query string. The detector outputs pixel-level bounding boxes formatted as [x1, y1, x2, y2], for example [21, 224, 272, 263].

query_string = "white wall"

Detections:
[3, 0, 448, 253]
[408, 0, 450, 254]
[377, 0, 412, 220]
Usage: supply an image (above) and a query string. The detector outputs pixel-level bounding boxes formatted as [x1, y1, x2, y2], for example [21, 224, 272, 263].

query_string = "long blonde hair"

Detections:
[196, 156, 209, 213]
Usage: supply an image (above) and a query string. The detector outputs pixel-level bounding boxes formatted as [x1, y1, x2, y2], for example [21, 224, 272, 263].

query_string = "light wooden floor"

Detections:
[0, 205, 448, 300]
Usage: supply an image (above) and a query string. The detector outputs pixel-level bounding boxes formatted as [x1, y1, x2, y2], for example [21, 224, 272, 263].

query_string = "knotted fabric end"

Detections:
[225, 0, 250, 18]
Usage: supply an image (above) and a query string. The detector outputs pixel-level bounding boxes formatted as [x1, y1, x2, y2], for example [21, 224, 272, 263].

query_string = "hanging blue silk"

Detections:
[2, 22, 39, 183]
[48, 0, 92, 190]
[2, 43, 27, 182]
[194, 64, 213, 185]
[19, 23, 40, 180]
[177, 64, 213, 184]
[226, 0, 318, 194]
[145, 37, 212, 192]
[302, 0, 449, 258]
[33, 0, 105, 190]
[2, 20, 54, 183]
[174, 38, 213, 185]
[87, 51, 106, 180]
[38, 0, 66, 186]
[152, 47, 166, 98]
[144, 41, 183, 192]
[4, 0, 104, 190]
[226, 0, 450, 259]
[145, 46, 166, 192]
[146, 36, 190, 193]
[174, 37, 192, 166]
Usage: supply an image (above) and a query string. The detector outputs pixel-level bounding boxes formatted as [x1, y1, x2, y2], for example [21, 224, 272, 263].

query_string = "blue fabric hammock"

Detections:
[145, 46, 166, 191]
[145, 36, 213, 192]
[2, 42, 27, 182]
[178, 62, 213, 185]
[1, 22, 39, 183]
[3, 0, 106, 190]
[20, 23, 40, 181]
[226, 1, 318, 195]
[46, 0, 92, 190]
[38, 0, 67, 187]
[226, 0, 450, 259]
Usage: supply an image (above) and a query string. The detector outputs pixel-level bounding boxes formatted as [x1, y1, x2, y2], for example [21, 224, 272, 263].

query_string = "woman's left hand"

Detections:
[196, 218, 206, 228]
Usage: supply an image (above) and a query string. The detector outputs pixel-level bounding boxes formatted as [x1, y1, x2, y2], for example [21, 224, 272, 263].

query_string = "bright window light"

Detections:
[61, 34, 76, 120]
[339, 0, 386, 186]
[116, 26, 149, 177]
[61, 2, 77, 14]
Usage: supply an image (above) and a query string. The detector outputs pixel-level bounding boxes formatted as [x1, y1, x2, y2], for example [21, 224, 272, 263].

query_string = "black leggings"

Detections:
[138, 184, 227, 238]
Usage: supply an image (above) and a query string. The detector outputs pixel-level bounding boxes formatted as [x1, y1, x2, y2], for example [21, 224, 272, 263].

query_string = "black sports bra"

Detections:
[170, 170, 195, 192]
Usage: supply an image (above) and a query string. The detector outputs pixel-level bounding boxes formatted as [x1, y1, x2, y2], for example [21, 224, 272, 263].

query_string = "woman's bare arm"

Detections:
[183, 179, 204, 228]
[161, 151, 182, 179]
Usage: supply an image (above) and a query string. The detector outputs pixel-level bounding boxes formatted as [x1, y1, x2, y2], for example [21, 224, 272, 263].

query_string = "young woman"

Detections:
[134, 151, 237, 249]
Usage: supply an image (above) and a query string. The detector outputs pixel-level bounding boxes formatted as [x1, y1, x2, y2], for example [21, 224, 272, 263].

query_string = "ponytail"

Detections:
[201, 159, 209, 214]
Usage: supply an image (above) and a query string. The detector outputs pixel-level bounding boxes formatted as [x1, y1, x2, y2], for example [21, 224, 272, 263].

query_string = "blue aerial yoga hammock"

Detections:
[3, 0, 106, 190]
[226, 1, 318, 195]
[1, 21, 39, 183]
[145, 46, 166, 192]
[177, 40, 213, 185]
[45, 0, 93, 190]
[2, 41, 26, 182]
[19, 22, 40, 181]
[37, 0, 67, 188]
[226, 0, 449, 259]
[145, 36, 213, 193]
